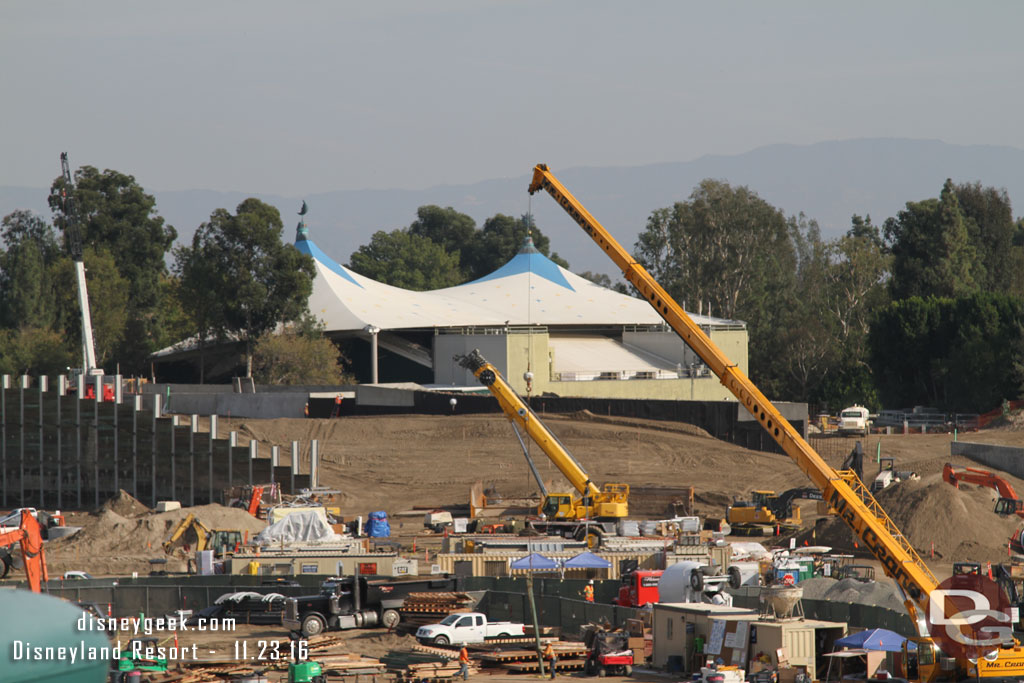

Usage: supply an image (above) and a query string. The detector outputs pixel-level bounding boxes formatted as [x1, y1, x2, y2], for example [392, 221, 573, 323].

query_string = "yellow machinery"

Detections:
[163, 513, 242, 558]
[726, 487, 822, 535]
[456, 350, 628, 547]
[528, 163, 1024, 681]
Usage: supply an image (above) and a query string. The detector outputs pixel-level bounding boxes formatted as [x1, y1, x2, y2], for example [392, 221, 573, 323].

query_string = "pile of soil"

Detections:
[799, 577, 905, 612]
[45, 492, 267, 576]
[101, 489, 152, 517]
[798, 474, 1021, 563]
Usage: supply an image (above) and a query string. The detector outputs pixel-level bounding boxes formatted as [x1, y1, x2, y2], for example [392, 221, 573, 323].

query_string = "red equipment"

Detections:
[0, 509, 49, 592]
[942, 463, 1023, 518]
[584, 631, 634, 677]
[247, 486, 265, 518]
[613, 569, 663, 607]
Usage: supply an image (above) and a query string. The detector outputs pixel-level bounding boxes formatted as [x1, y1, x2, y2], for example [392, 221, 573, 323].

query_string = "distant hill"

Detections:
[5, 138, 1024, 277]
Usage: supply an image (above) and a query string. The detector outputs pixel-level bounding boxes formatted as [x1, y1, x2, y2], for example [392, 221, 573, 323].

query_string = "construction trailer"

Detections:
[225, 550, 413, 577]
[650, 602, 846, 680]
[435, 543, 731, 579]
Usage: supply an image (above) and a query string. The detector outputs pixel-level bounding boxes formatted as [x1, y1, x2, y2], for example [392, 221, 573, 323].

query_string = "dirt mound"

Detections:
[569, 410, 713, 438]
[798, 577, 905, 612]
[45, 503, 267, 577]
[800, 475, 1021, 563]
[100, 489, 151, 518]
[983, 410, 1024, 431]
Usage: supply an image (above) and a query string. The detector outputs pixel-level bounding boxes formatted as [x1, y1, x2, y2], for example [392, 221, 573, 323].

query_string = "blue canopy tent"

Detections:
[835, 628, 913, 652]
[563, 552, 612, 569]
[827, 628, 913, 681]
[561, 551, 611, 580]
[510, 553, 559, 571]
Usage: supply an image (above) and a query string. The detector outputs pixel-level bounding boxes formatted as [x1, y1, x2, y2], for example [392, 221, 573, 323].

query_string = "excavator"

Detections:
[943, 463, 1023, 518]
[942, 463, 1024, 556]
[456, 350, 628, 548]
[0, 508, 48, 592]
[726, 487, 823, 535]
[163, 513, 242, 559]
[528, 163, 1024, 681]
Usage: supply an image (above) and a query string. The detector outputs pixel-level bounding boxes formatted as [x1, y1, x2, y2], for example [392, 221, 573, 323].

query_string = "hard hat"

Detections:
[588, 579, 594, 584]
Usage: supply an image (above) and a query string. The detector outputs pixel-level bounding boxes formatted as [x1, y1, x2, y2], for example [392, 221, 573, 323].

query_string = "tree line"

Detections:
[631, 178, 1024, 414]
[2, 163, 1023, 412]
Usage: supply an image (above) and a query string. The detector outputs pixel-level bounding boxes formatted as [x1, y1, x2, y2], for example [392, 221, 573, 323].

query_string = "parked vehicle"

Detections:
[284, 574, 461, 637]
[837, 405, 871, 436]
[584, 631, 634, 677]
[415, 612, 525, 646]
[613, 569, 663, 607]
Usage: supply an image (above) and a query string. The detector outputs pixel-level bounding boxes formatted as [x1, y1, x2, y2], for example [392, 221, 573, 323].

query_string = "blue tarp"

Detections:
[835, 628, 912, 652]
[510, 553, 559, 570]
[563, 551, 612, 569]
[366, 510, 390, 537]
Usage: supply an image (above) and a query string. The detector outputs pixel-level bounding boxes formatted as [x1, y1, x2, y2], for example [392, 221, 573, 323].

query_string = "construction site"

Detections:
[7, 164, 1024, 683]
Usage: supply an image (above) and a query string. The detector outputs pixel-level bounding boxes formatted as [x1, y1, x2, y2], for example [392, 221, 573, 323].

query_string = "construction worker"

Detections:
[543, 641, 558, 679]
[331, 394, 343, 417]
[582, 579, 595, 602]
[458, 645, 470, 680]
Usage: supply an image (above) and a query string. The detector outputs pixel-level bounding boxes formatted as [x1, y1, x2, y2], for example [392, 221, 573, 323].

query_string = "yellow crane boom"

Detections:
[457, 349, 601, 500]
[527, 163, 937, 630]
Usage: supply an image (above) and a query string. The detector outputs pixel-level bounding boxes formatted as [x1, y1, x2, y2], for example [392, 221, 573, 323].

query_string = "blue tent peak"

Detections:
[464, 234, 575, 291]
[295, 234, 363, 289]
[563, 551, 611, 568]
[510, 552, 559, 570]
[519, 234, 540, 254]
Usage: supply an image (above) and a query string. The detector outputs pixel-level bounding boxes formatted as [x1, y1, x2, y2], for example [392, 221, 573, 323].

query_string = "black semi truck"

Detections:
[283, 574, 463, 637]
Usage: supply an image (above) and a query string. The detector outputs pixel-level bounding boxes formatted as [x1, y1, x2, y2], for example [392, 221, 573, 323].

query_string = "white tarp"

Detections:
[255, 509, 341, 546]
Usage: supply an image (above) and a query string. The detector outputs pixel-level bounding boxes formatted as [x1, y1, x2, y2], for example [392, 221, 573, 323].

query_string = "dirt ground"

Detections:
[16, 412, 1024, 680]
[38, 411, 1024, 578]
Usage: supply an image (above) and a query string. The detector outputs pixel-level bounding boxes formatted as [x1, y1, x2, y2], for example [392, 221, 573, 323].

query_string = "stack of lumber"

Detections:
[315, 652, 388, 675]
[473, 641, 591, 674]
[381, 649, 480, 680]
[306, 633, 386, 676]
[398, 591, 474, 627]
[141, 663, 266, 682]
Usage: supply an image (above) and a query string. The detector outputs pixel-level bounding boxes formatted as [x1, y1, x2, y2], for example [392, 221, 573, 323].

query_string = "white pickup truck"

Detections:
[416, 612, 525, 646]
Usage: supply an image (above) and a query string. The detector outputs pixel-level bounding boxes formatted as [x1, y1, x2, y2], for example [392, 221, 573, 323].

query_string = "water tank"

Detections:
[657, 560, 705, 602]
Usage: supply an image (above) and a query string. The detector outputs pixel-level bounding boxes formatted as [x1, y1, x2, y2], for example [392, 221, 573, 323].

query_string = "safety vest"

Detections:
[459, 648, 470, 663]
[583, 585, 594, 601]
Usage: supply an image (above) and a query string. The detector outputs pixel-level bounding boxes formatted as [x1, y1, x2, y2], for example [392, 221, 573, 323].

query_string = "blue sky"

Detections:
[2, 1, 1022, 196]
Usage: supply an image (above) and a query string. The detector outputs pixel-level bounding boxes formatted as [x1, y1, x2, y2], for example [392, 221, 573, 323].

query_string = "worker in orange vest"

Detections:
[458, 645, 471, 680]
[543, 641, 558, 679]
[582, 579, 595, 602]
[331, 394, 343, 417]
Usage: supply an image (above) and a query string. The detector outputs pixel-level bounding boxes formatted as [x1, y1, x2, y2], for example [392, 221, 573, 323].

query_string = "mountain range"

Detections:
[3, 138, 1024, 277]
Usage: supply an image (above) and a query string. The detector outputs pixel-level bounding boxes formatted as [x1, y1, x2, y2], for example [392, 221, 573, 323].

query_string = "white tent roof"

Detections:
[299, 233, 741, 332]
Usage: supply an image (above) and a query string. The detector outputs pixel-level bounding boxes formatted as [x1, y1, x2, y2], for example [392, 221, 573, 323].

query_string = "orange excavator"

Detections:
[942, 463, 1023, 517]
[942, 463, 1024, 556]
[0, 509, 48, 592]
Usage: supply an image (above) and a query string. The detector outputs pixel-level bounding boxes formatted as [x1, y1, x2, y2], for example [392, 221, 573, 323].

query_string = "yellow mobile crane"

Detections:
[456, 350, 628, 548]
[528, 163, 1024, 681]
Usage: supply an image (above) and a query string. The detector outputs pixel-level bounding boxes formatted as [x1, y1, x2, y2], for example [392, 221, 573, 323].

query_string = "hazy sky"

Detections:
[3, 1, 1022, 196]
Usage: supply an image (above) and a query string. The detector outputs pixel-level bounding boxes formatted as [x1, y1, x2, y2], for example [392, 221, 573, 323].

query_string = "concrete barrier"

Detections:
[951, 441, 1024, 480]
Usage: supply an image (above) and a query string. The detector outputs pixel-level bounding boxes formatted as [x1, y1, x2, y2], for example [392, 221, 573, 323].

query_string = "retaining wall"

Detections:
[0, 375, 320, 509]
[951, 441, 1024, 480]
